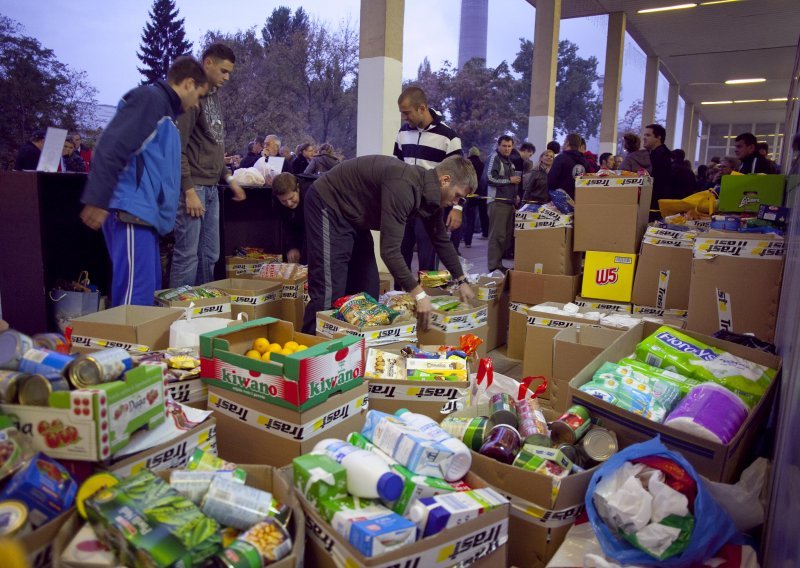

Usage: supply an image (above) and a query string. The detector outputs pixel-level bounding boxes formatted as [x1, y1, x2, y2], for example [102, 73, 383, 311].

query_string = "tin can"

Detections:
[489, 393, 518, 428]
[214, 518, 292, 568]
[201, 477, 273, 531]
[19, 348, 75, 377]
[550, 405, 592, 445]
[440, 416, 492, 451]
[0, 500, 30, 538]
[580, 427, 618, 464]
[479, 424, 522, 465]
[17, 373, 70, 406]
[68, 348, 132, 388]
[515, 398, 540, 438]
[0, 330, 34, 371]
[32, 333, 70, 354]
[170, 470, 244, 505]
[524, 433, 553, 448]
[555, 443, 582, 468]
[0, 370, 27, 403]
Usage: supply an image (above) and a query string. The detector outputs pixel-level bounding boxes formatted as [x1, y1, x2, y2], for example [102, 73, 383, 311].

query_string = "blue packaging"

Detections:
[348, 512, 417, 557]
[18, 348, 75, 376]
[0, 452, 77, 527]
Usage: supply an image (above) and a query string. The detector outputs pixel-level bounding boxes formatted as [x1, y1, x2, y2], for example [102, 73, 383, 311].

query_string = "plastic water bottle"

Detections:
[394, 409, 472, 480]
[312, 439, 404, 502]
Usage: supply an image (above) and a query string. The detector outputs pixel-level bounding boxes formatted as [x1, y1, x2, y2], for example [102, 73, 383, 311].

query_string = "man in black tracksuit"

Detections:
[302, 155, 477, 333]
[547, 132, 588, 199]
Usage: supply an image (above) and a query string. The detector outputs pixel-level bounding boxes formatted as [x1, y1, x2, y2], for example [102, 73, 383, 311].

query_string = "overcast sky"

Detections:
[3, 0, 668, 147]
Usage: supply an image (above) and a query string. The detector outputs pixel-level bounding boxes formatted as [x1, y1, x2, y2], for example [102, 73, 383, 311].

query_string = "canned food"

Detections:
[0, 500, 30, 538]
[18, 373, 70, 405]
[32, 333, 70, 354]
[0, 370, 27, 403]
[479, 424, 522, 465]
[19, 348, 75, 376]
[170, 470, 245, 505]
[214, 517, 292, 568]
[524, 433, 553, 448]
[550, 405, 592, 445]
[440, 416, 492, 451]
[555, 443, 582, 468]
[489, 393, 518, 428]
[580, 427, 618, 463]
[68, 348, 132, 388]
[0, 330, 34, 371]
[201, 477, 273, 531]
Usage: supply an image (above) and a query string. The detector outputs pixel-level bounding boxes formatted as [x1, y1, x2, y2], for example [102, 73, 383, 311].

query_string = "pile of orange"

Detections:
[245, 337, 309, 361]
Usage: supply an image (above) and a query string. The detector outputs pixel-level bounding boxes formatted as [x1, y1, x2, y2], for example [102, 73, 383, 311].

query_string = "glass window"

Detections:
[708, 124, 728, 146]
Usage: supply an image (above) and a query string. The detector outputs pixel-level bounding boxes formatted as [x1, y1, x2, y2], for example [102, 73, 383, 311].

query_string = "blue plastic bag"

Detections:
[585, 436, 739, 567]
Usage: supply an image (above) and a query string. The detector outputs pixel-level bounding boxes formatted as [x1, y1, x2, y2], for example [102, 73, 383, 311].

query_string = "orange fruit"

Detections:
[253, 337, 269, 354]
[279, 347, 294, 356]
[295, 345, 308, 352]
[269, 343, 282, 353]
[245, 349, 262, 360]
[284, 340, 299, 351]
[261, 351, 271, 362]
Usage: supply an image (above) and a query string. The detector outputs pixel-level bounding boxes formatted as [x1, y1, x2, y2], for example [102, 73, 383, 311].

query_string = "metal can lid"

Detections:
[0, 370, 25, 403]
[0, 500, 29, 536]
[69, 357, 101, 388]
[0, 331, 27, 368]
[581, 427, 618, 462]
[549, 420, 577, 445]
[17, 374, 51, 406]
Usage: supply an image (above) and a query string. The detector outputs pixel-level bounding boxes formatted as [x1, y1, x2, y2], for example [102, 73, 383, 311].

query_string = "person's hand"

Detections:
[185, 188, 204, 217]
[229, 179, 247, 201]
[446, 208, 463, 230]
[80, 204, 109, 230]
[515, 195, 521, 207]
[416, 294, 433, 331]
[457, 282, 475, 302]
[510, 175, 522, 185]
[287, 248, 301, 263]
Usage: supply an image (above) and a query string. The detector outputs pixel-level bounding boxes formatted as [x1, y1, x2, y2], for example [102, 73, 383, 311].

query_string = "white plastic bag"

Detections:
[470, 358, 547, 405]
[169, 303, 238, 348]
[702, 457, 769, 532]
[231, 166, 265, 186]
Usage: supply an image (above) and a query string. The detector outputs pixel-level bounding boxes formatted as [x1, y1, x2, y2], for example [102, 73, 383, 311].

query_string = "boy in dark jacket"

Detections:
[547, 133, 588, 199]
[272, 173, 307, 264]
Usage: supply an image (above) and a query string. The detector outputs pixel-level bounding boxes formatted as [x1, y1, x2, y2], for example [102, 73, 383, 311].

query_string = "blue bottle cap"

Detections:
[377, 471, 404, 502]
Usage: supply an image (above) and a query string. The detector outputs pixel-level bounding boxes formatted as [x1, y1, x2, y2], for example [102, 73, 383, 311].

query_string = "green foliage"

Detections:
[0, 16, 97, 169]
[136, 0, 193, 85]
[554, 40, 602, 138]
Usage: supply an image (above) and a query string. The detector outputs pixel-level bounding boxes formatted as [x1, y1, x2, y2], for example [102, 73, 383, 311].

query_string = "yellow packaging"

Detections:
[581, 251, 638, 302]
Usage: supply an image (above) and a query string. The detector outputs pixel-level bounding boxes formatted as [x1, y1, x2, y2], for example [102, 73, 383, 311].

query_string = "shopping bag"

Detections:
[169, 304, 240, 348]
[50, 271, 100, 333]
[470, 357, 547, 405]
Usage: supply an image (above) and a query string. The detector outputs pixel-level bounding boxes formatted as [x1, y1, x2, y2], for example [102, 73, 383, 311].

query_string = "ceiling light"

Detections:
[701, 100, 733, 105]
[724, 78, 766, 85]
[733, 99, 767, 103]
[638, 3, 697, 14]
[700, 0, 741, 6]
[768, 97, 788, 102]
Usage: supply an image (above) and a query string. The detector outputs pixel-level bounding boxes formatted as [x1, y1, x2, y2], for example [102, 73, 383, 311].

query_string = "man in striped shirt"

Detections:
[394, 87, 463, 271]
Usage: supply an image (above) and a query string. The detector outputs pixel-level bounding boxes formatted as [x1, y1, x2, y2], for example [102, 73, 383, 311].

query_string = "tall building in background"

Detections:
[458, 0, 488, 69]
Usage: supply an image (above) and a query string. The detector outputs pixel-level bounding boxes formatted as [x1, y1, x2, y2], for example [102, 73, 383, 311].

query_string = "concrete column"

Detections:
[681, 103, 694, 152]
[698, 121, 709, 166]
[688, 113, 700, 165]
[665, 83, 679, 148]
[641, 56, 659, 129]
[356, 0, 404, 157]
[527, 0, 560, 155]
[599, 12, 626, 155]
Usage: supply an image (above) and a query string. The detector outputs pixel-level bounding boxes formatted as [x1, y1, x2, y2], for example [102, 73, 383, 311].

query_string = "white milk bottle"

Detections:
[395, 408, 472, 480]
[313, 439, 404, 501]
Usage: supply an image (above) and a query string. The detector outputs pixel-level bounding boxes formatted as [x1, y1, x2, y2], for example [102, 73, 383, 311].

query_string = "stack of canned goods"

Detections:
[0, 329, 133, 406]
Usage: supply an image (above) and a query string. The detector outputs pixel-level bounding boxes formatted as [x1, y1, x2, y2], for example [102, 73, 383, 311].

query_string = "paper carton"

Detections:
[574, 176, 653, 253]
[21, 509, 73, 568]
[718, 174, 785, 212]
[568, 322, 781, 482]
[208, 383, 368, 467]
[253, 269, 308, 330]
[446, 404, 594, 568]
[316, 310, 417, 349]
[154, 287, 233, 319]
[572, 297, 633, 314]
[203, 278, 283, 321]
[507, 302, 533, 360]
[68, 305, 184, 354]
[508, 270, 582, 306]
[472, 275, 510, 351]
[514, 227, 581, 275]
[417, 322, 488, 359]
[224, 254, 282, 278]
[581, 251, 638, 303]
[687, 233, 784, 342]
[166, 377, 207, 407]
[631, 241, 693, 310]
[0, 365, 165, 461]
[200, 317, 364, 411]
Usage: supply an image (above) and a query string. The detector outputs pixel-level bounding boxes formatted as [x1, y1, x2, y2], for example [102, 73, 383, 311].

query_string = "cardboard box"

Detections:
[417, 322, 489, 359]
[687, 234, 785, 342]
[447, 404, 594, 568]
[718, 174, 785, 212]
[103, 418, 217, 477]
[473, 275, 510, 351]
[203, 278, 283, 321]
[225, 254, 282, 278]
[507, 302, 532, 360]
[367, 377, 469, 421]
[316, 310, 417, 349]
[568, 322, 782, 482]
[299, 468, 509, 568]
[21, 508, 73, 568]
[581, 251, 638, 303]
[208, 383, 368, 467]
[254, 270, 308, 331]
[572, 297, 633, 314]
[573, 176, 653, 253]
[0, 365, 165, 461]
[514, 227, 581, 275]
[200, 317, 364, 411]
[165, 377, 207, 407]
[155, 287, 233, 319]
[379, 273, 393, 295]
[509, 270, 582, 306]
[68, 305, 184, 354]
[631, 243, 693, 311]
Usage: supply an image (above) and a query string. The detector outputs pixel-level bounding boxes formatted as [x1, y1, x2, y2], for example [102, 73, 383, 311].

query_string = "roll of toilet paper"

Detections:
[664, 382, 749, 444]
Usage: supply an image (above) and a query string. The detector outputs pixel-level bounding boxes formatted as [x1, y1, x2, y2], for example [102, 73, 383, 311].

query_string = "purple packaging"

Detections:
[664, 382, 749, 444]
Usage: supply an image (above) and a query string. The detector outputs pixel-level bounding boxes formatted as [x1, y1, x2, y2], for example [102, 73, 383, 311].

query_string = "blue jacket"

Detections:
[81, 80, 183, 236]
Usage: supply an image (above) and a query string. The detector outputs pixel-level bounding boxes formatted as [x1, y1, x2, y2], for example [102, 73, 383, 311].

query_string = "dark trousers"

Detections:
[487, 201, 515, 272]
[401, 217, 438, 271]
[477, 199, 489, 237]
[302, 187, 379, 333]
[461, 198, 480, 246]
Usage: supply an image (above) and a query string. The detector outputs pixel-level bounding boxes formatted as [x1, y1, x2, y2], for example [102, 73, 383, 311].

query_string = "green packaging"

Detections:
[292, 454, 347, 509]
[634, 326, 776, 407]
[579, 363, 674, 423]
[617, 358, 702, 395]
[85, 470, 221, 568]
[596, 362, 683, 411]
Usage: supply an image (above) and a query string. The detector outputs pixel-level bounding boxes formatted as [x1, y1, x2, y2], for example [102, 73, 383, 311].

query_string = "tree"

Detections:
[0, 16, 97, 169]
[617, 98, 666, 152]
[261, 6, 309, 48]
[137, 0, 192, 85]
